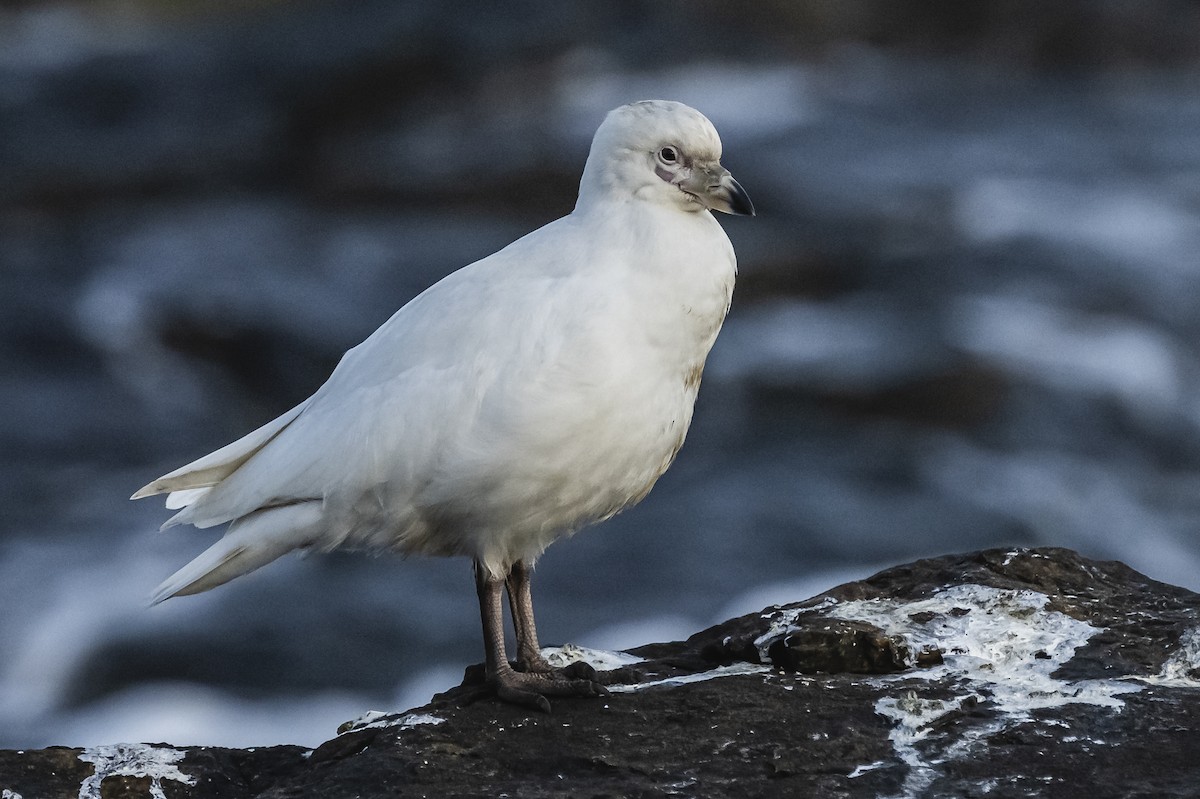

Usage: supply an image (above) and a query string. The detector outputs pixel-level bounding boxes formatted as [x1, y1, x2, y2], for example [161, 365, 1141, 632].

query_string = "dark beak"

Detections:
[716, 174, 755, 216]
[682, 166, 755, 217]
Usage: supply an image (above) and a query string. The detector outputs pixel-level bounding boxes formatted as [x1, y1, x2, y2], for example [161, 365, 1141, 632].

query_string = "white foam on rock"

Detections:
[548, 641, 769, 695]
[755, 583, 1143, 798]
[607, 662, 770, 693]
[874, 692, 975, 797]
[1139, 626, 1200, 688]
[753, 596, 837, 659]
[837, 585, 1137, 716]
[339, 711, 446, 734]
[77, 743, 195, 799]
[847, 760, 887, 779]
[540, 643, 644, 671]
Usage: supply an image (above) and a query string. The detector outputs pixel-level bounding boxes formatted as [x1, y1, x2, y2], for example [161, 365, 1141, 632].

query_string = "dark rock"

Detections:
[774, 618, 911, 674]
[3, 546, 1199, 798]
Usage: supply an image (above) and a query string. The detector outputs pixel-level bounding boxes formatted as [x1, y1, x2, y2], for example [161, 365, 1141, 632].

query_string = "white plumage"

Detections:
[135, 99, 752, 709]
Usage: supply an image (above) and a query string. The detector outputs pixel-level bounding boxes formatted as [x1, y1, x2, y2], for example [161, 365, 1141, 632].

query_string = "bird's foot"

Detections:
[491, 664, 608, 713]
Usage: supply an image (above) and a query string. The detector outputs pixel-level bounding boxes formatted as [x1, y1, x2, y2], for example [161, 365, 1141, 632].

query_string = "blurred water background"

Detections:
[4, 0, 1200, 748]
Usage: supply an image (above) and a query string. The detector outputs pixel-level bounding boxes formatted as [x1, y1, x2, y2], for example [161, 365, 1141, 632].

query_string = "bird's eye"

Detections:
[658, 146, 678, 164]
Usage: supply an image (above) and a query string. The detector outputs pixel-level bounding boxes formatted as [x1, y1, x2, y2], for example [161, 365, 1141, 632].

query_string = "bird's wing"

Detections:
[151, 217, 590, 532]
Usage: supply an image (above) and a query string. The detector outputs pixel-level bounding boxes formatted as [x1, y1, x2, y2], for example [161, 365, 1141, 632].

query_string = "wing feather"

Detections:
[131, 399, 310, 499]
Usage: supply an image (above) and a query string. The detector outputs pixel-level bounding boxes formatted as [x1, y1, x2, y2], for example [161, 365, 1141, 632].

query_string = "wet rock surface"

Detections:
[4, 546, 1198, 798]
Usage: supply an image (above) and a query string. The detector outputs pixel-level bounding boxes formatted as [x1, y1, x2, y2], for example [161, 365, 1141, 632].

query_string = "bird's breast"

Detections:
[340, 206, 736, 570]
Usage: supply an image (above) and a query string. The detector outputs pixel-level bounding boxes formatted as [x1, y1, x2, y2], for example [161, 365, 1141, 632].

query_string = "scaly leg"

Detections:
[474, 560, 606, 712]
[504, 560, 554, 673]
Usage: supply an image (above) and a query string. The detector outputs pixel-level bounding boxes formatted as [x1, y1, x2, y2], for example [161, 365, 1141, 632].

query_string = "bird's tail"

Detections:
[150, 501, 323, 605]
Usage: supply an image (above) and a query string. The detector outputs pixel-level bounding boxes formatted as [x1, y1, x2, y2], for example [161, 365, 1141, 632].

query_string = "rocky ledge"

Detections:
[3, 547, 1199, 798]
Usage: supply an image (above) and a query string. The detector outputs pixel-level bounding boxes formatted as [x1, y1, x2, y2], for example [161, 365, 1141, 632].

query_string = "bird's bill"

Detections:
[681, 166, 755, 216]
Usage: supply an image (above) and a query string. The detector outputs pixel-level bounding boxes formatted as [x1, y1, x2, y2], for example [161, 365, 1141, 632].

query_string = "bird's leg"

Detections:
[504, 560, 553, 674]
[474, 560, 548, 712]
[504, 559, 603, 684]
[474, 560, 607, 712]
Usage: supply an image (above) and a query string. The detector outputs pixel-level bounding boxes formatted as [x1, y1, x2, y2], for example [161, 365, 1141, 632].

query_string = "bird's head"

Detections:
[577, 100, 754, 217]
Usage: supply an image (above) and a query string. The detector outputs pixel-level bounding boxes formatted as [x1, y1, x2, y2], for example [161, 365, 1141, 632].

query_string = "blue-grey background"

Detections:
[4, 0, 1200, 747]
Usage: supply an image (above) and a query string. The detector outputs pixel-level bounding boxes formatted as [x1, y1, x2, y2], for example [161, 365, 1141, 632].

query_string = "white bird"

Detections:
[134, 99, 753, 711]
